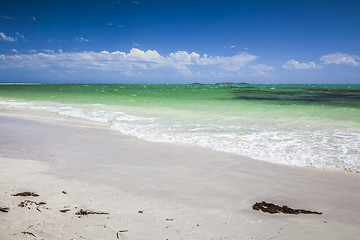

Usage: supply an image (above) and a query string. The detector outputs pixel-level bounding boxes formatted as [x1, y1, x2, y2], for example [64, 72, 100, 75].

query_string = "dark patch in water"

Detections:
[231, 86, 360, 107]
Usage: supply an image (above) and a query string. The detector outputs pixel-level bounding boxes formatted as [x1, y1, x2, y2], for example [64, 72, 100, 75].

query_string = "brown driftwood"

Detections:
[12, 192, 39, 197]
[253, 201, 322, 214]
[75, 209, 109, 216]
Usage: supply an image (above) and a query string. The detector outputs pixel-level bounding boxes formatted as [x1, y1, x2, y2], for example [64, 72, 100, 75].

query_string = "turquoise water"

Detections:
[1, 84, 359, 172]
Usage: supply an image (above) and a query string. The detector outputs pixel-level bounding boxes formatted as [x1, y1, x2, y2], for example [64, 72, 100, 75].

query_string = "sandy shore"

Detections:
[1, 115, 360, 240]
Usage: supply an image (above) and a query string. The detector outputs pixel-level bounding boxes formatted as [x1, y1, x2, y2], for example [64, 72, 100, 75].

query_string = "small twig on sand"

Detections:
[21, 231, 36, 237]
[117, 230, 128, 239]
[0, 207, 10, 212]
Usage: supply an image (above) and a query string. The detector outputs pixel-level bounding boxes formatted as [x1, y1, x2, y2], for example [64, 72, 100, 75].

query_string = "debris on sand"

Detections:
[60, 209, 70, 213]
[18, 200, 46, 208]
[12, 192, 39, 197]
[0, 207, 10, 212]
[75, 209, 109, 216]
[253, 201, 322, 214]
[21, 231, 36, 237]
[117, 230, 128, 239]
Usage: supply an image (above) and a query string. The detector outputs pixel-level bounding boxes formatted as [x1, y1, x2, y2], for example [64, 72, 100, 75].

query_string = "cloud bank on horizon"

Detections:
[1, 48, 358, 77]
[0, 0, 359, 84]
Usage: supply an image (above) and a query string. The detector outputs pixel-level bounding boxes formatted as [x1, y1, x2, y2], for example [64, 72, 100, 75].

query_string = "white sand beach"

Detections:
[1, 115, 360, 240]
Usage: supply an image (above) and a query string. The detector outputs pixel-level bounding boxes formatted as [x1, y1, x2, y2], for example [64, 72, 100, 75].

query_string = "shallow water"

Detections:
[1, 84, 359, 172]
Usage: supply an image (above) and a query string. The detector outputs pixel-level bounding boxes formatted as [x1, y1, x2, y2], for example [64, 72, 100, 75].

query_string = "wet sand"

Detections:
[0, 115, 359, 239]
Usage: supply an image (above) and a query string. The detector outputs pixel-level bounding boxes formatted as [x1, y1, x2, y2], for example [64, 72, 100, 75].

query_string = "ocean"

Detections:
[0, 84, 359, 172]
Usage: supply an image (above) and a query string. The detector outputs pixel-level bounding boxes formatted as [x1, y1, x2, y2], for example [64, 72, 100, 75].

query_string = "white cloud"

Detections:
[116, 24, 124, 28]
[282, 60, 321, 69]
[169, 51, 200, 64]
[75, 37, 89, 42]
[0, 15, 12, 20]
[213, 53, 257, 71]
[108, 22, 113, 26]
[0, 32, 17, 42]
[0, 48, 260, 76]
[10, 49, 18, 53]
[124, 70, 143, 77]
[320, 52, 359, 66]
[250, 64, 275, 75]
[32, 16, 36, 21]
[16, 32, 26, 40]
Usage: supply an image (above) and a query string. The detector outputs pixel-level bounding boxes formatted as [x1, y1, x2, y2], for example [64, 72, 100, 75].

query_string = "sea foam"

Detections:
[0, 99, 359, 172]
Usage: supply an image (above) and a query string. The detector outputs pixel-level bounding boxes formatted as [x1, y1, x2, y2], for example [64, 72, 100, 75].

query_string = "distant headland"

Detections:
[215, 82, 249, 85]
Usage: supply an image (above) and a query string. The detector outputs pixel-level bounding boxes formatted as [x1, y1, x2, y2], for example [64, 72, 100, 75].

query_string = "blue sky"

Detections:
[0, 0, 359, 84]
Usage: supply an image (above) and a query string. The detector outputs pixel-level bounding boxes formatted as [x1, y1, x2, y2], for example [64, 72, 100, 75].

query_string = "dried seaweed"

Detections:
[60, 209, 70, 213]
[253, 201, 322, 214]
[0, 207, 10, 212]
[75, 209, 109, 216]
[18, 200, 46, 208]
[12, 192, 39, 197]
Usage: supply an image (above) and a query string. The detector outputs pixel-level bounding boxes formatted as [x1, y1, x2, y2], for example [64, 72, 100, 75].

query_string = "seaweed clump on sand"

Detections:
[18, 200, 46, 208]
[253, 201, 322, 215]
[12, 192, 39, 197]
[75, 209, 109, 216]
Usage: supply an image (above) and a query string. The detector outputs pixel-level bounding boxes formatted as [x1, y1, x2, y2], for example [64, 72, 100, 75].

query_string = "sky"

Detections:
[0, 0, 359, 84]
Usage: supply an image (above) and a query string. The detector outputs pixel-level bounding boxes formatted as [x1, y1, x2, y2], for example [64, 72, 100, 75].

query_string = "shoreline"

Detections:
[0, 106, 358, 174]
[1, 115, 360, 239]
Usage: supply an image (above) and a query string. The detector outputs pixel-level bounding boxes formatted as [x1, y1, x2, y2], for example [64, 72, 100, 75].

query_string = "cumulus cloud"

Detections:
[0, 32, 17, 42]
[282, 60, 321, 69]
[32, 16, 36, 21]
[320, 52, 359, 66]
[75, 37, 89, 42]
[249, 64, 275, 75]
[10, 49, 18, 53]
[0, 48, 260, 76]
